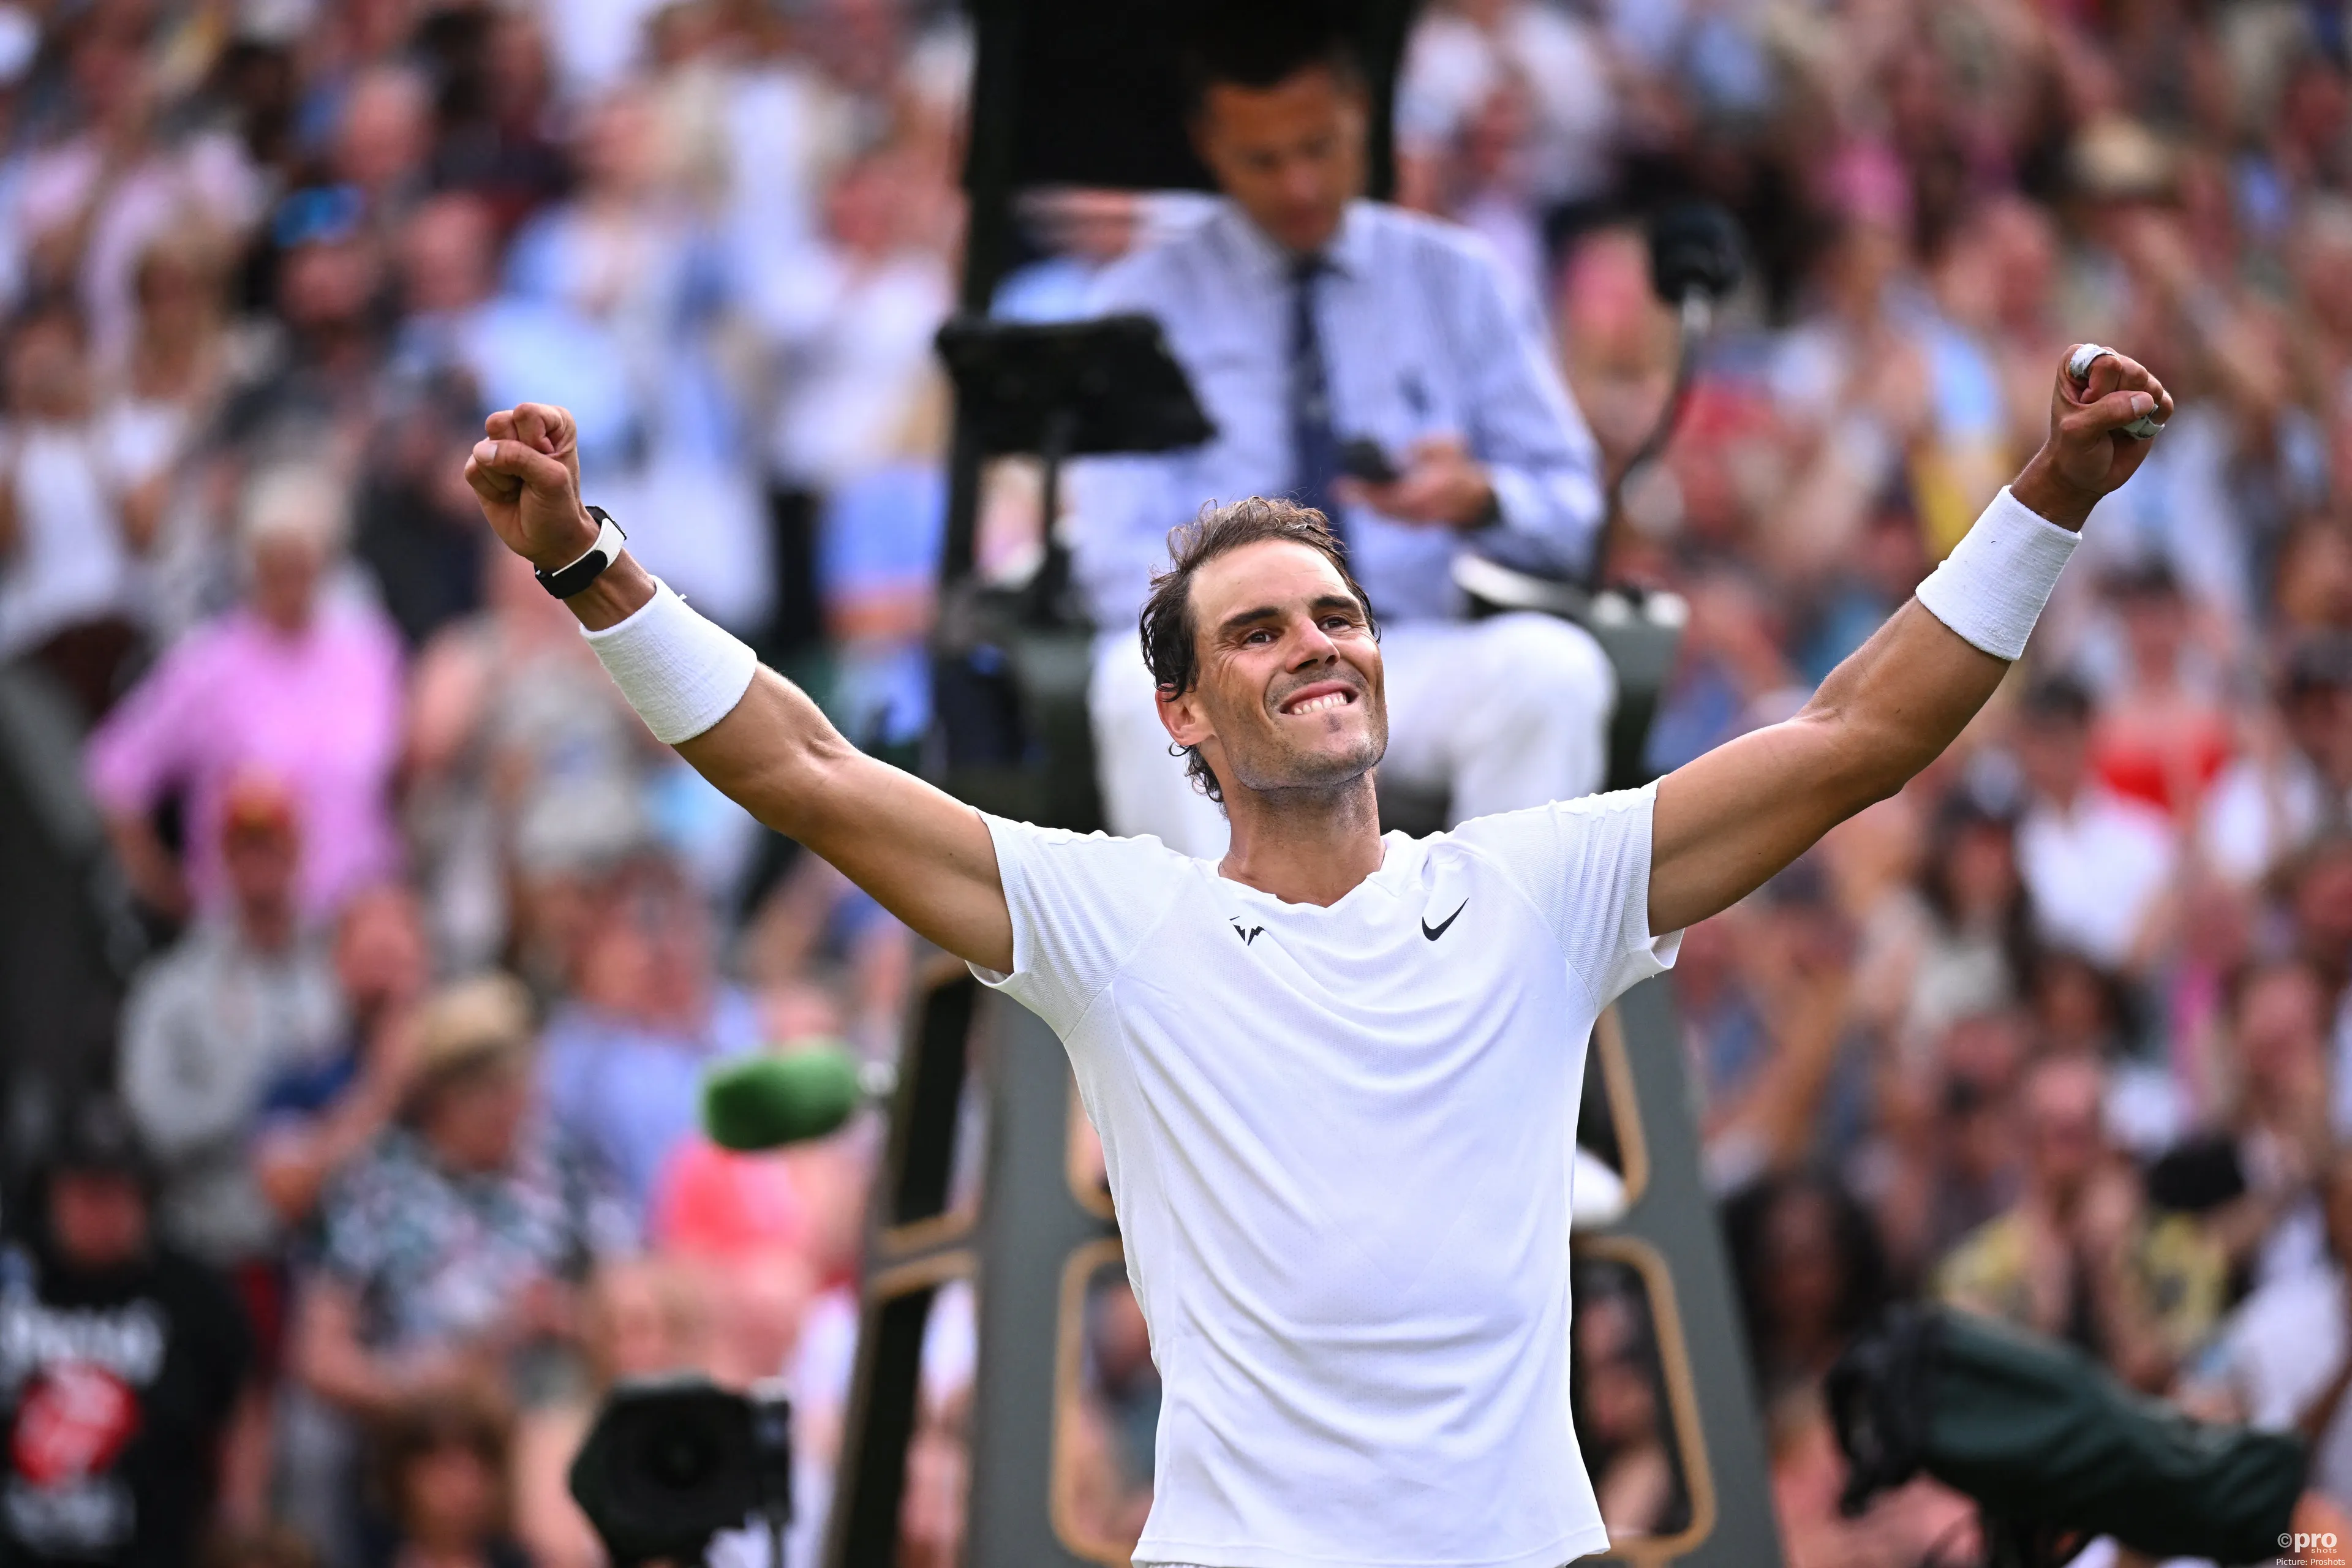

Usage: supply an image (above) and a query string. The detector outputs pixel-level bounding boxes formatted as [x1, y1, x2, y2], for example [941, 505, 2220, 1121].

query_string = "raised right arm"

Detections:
[464, 405, 1014, 974]
[1647, 347, 2169, 935]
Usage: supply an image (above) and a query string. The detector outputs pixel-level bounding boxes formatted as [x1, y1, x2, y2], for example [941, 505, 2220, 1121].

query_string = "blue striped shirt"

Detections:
[1068, 199, 1604, 627]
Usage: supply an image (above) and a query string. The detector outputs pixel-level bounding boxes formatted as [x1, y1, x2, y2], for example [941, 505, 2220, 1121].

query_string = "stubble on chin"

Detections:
[1229, 704, 1388, 796]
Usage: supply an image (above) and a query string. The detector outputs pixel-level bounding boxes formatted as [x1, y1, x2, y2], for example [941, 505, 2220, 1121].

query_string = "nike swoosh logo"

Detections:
[1422, 901, 1467, 941]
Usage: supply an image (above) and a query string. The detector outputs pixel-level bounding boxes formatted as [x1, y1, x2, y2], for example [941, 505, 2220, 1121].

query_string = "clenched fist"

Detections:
[463, 403, 597, 571]
[2011, 346, 2175, 530]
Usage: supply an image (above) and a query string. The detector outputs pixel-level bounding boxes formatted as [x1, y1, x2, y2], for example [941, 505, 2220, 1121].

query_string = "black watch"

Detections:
[535, 506, 627, 598]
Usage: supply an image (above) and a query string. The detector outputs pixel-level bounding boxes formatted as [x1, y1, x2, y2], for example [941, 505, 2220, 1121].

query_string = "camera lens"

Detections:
[644, 1425, 718, 1490]
[570, 1378, 770, 1561]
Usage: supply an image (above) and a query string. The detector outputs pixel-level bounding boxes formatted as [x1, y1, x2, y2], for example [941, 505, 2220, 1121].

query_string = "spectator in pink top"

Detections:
[88, 466, 404, 921]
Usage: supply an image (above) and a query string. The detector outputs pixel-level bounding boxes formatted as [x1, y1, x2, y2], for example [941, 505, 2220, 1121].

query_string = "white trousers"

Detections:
[1088, 612, 1618, 857]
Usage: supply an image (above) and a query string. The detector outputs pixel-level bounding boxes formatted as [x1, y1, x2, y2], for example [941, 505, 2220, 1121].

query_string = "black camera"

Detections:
[1829, 1305, 2304, 1567]
[568, 1374, 794, 1566]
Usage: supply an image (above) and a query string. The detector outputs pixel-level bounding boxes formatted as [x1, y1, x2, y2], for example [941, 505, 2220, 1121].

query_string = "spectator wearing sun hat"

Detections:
[292, 973, 634, 1427]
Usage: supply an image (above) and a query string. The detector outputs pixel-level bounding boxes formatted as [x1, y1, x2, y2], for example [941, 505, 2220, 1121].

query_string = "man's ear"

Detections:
[1156, 683, 1210, 751]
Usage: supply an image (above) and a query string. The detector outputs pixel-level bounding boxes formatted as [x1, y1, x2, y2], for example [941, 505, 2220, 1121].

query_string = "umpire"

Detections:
[1070, 4, 1615, 857]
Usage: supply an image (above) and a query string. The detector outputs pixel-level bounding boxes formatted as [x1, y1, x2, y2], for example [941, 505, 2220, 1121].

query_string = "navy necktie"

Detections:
[1287, 254, 1345, 548]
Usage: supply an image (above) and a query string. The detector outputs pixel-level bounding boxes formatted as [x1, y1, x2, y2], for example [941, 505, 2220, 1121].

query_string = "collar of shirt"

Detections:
[1212, 198, 1376, 292]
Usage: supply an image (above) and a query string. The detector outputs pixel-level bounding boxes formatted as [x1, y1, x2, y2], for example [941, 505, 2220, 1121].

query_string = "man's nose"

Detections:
[1287, 619, 1340, 667]
[1278, 153, 1327, 208]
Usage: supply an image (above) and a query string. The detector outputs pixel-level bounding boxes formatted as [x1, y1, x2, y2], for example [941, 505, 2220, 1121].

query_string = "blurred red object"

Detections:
[648, 1138, 809, 1262]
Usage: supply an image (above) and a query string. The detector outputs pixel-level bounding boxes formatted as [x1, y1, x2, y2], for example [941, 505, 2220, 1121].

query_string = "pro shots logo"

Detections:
[2279, 1529, 2347, 1566]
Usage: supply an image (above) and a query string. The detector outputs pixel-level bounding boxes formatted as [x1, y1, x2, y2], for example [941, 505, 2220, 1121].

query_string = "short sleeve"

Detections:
[971, 815, 1193, 1038]
[1448, 782, 1679, 1008]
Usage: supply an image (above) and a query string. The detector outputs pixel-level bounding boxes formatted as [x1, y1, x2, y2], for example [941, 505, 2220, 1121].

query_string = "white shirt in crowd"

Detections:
[2200, 749, 2340, 887]
[11, 131, 263, 366]
[2015, 784, 2177, 970]
[1397, 1, 1619, 207]
[2204, 1263, 2352, 1513]
[755, 247, 954, 495]
[0, 421, 139, 658]
[973, 783, 1681, 1568]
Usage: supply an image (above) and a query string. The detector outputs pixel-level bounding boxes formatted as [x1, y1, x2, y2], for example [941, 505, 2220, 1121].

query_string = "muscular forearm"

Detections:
[1801, 599, 2013, 807]
[556, 551, 867, 837]
[536, 546, 903, 848]
[1649, 600, 2007, 935]
[1651, 507, 2048, 934]
[549, 548, 1012, 968]
[1801, 445, 2105, 800]
[1650, 342, 2166, 938]
[675, 672, 1012, 967]
[673, 665, 864, 842]
[459, 404, 1006, 975]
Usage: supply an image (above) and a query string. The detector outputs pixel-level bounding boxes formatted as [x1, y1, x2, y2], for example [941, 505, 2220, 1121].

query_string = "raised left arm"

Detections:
[1648, 346, 2174, 936]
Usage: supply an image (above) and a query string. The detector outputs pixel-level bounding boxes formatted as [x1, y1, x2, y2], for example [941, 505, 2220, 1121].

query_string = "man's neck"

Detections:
[1235, 201, 1348, 270]
[1217, 776, 1385, 907]
[238, 899, 297, 954]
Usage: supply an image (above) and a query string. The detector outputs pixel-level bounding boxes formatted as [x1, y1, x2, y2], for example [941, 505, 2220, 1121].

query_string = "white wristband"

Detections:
[1913, 486, 2081, 662]
[581, 578, 760, 744]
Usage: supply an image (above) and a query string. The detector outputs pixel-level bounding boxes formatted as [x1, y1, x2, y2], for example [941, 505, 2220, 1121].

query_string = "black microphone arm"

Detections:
[1583, 201, 1745, 592]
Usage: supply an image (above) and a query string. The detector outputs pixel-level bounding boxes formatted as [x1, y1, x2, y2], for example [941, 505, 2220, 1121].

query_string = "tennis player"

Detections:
[465, 345, 2169, 1568]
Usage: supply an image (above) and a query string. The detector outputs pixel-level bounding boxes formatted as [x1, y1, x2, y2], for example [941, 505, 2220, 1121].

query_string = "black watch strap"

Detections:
[535, 506, 627, 598]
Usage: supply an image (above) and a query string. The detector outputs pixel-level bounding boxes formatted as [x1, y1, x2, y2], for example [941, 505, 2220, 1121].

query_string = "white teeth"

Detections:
[1287, 692, 1348, 714]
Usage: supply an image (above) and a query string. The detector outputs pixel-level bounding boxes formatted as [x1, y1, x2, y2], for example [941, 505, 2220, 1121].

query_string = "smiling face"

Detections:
[1158, 538, 1387, 802]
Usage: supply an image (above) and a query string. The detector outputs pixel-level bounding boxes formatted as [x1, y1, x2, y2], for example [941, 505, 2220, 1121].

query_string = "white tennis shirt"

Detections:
[972, 782, 1681, 1568]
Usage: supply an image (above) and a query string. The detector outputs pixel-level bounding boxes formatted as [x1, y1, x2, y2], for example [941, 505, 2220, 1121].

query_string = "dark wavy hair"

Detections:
[1178, 0, 1361, 115]
[1137, 497, 1379, 804]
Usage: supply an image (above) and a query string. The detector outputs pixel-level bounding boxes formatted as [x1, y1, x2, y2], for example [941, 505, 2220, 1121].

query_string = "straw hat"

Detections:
[405, 974, 537, 1107]
[2068, 116, 2176, 202]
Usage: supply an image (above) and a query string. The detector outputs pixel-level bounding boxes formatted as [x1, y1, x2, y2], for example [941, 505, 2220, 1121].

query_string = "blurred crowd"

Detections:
[6, 0, 2352, 1565]
[0, 1, 965, 1564]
